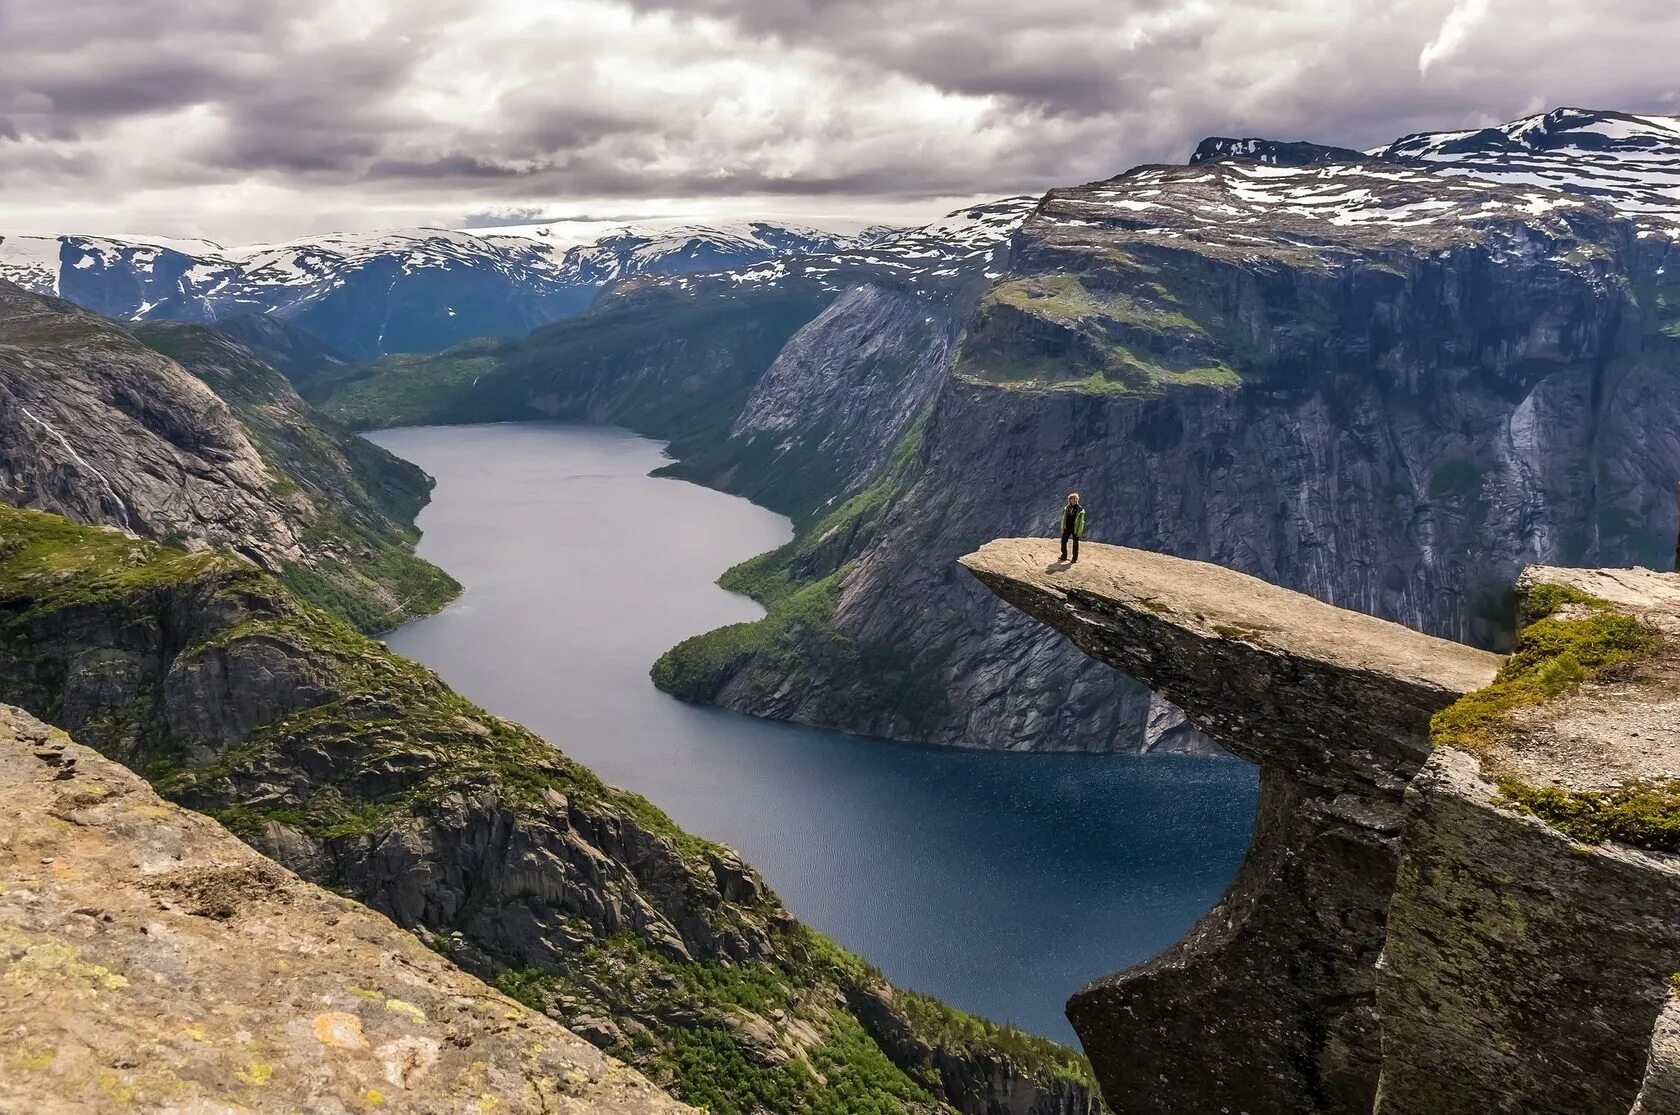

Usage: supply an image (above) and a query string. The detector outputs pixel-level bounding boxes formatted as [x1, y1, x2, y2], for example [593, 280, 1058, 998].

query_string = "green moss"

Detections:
[1428, 459, 1484, 500]
[1522, 583, 1604, 620]
[1431, 604, 1657, 754]
[0, 508, 240, 623]
[523, 928, 1095, 1115]
[1496, 779, 1680, 852]
[1431, 579, 1672, 851]
[491, 967, 553, 1012]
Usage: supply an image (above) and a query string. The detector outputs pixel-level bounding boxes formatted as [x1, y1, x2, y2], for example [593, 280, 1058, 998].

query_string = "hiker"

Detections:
[1059, 492, 1085, 563]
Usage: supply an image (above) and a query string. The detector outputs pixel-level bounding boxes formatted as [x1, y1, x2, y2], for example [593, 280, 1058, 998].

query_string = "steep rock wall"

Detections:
[961, 538, 1498, 1111]
[963, 539, 1680, 1114]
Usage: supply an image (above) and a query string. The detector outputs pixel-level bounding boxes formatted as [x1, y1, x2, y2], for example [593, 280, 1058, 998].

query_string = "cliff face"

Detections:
[0, 504, 1101, 1115]
[0, 703, 692, 1115]
[681, 282, 961, 517]
[0, 283, 457, 630]
[670, 121, 1680, 752]
[962, 538, 1680, 1115]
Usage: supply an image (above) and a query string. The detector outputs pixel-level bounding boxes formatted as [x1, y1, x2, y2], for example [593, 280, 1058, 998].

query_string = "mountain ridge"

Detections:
[0, 220, 888, 360]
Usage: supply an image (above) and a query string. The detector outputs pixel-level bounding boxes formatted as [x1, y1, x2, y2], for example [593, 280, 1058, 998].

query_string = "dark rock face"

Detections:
[1189, 137, 1368, 165]
[960, 539, 1498, 1112]
[1378, 749, 1680, 1115]
[722, 283, 962, 507]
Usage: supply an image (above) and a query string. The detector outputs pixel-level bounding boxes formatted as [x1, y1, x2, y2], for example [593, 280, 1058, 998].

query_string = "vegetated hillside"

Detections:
[0, 222, 878, 360]
[654, 107, 1680, 753]
[0, 281, 456, 631]
[0, 504, 1101, 1115]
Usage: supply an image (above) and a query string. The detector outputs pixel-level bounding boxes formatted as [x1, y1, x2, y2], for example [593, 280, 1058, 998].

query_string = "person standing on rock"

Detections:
[1059, 492, 1086, 563]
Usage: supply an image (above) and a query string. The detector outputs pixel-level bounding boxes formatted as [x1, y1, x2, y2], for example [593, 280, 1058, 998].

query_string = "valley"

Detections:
[370, 420, 1257, 1043]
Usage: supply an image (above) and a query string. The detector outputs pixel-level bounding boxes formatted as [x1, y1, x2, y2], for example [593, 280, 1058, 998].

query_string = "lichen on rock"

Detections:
[0, 702, 692, 1115]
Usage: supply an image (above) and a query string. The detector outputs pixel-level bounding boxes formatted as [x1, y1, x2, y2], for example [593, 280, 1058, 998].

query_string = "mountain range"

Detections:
[0, 220, 883, 360]
[21, 105, 1670, 757]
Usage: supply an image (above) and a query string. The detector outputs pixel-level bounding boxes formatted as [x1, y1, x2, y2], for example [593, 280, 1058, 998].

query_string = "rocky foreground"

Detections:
[0, 703, 690, 1114]
[963, 538, 1680, 1115]
[0, 503, 1100, 1115]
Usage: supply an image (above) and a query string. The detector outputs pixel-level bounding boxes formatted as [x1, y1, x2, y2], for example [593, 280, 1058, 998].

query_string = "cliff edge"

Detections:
[0, 703, 690, 1114]
[962, 538, 1680, 1115]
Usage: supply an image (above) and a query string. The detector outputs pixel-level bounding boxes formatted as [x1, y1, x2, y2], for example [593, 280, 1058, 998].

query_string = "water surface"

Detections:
[372, 422, 1257, 1042]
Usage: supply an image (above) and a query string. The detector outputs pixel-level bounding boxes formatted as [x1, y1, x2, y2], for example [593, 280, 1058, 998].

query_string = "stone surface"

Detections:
[1374, 566, 1680, 1115]
[0, 703, 692, 1115]
[960, 538, 1498, 790]
[961, 539, 1500, 1114]
[1633, 995, 1680, 1115]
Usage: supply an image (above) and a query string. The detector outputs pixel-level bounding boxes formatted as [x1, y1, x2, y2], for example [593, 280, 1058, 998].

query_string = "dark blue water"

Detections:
[371, 422, 1257, 1042]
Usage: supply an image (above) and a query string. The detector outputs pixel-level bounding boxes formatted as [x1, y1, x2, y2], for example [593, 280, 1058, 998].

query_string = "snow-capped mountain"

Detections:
[0, 220, 890, 359]
[660, 196, 1041, 302]
[526, 221, 872, 286]
[1371, 107, 1680, 228]
[1187, 108, 1680, 234]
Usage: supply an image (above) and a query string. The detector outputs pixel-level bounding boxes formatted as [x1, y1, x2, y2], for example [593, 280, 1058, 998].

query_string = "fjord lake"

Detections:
[371, 422, 1257, 1042]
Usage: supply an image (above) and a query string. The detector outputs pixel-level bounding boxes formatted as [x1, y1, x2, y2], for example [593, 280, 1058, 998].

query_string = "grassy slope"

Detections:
[319, 282, 829, 441]
[135, 322, 459, 632]
[0, 505, 1098, 1115]
[650, 421, 954, 733]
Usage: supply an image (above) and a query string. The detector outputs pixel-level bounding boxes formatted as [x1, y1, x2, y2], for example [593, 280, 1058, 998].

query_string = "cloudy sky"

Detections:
[2, 0, 1677, 244]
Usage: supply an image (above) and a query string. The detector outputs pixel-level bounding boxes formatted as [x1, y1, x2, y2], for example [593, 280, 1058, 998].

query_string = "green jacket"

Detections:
[1061, 506, 1086, 537]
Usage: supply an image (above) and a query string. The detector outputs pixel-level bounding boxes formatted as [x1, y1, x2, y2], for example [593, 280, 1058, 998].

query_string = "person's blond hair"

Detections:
[1066, 491, 1080, 501]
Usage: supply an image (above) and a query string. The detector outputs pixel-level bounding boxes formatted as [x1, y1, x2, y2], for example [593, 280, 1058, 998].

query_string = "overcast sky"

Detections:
[2, 0, 1677, 244]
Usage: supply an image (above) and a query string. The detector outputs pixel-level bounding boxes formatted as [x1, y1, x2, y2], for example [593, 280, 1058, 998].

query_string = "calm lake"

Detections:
[371, 422, 1257, 1042]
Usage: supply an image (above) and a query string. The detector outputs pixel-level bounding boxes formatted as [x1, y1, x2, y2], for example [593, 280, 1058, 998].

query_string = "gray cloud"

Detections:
[0, 0, 1676, 241]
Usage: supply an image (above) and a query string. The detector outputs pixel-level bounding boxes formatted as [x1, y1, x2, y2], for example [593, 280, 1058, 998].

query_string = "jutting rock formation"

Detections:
[962, 538, 1680, 1115]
